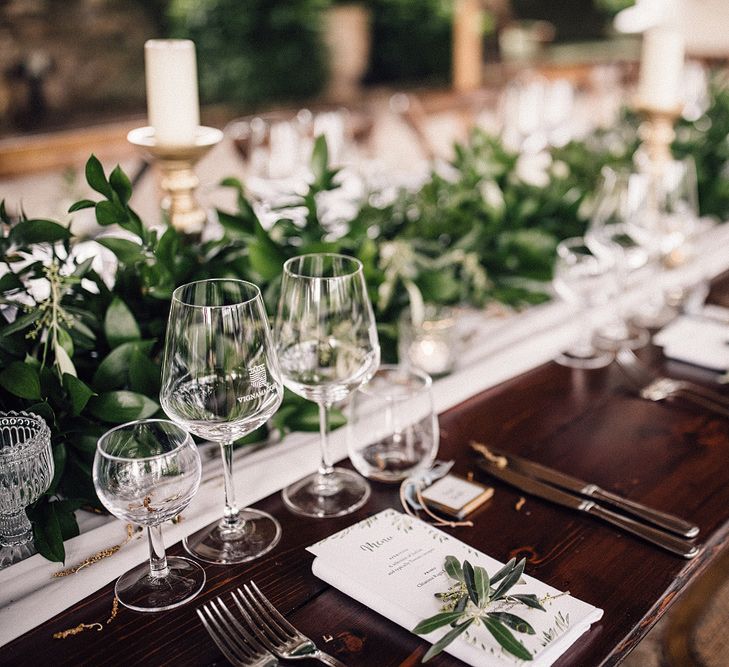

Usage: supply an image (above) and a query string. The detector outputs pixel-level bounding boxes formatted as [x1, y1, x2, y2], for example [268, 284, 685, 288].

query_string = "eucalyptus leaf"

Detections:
[0, 361, 41, 399]
[482, 617, 533, 661]
[104, 297, 141, 348]
[486, 611, 536, 635]
[422, 618, 474, 662]
[86, 390, 159, 423]
[412, 611, 466, 635]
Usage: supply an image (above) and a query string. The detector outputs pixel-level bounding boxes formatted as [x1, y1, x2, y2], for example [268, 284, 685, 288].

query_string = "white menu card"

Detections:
[308, 509, 603, 666]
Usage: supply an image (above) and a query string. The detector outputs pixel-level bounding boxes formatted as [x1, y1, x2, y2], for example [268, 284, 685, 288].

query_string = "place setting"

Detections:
[3, 5, 729, 667]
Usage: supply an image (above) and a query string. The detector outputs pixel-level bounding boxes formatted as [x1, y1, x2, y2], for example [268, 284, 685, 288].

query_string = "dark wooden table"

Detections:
[4, 277, 729, 667]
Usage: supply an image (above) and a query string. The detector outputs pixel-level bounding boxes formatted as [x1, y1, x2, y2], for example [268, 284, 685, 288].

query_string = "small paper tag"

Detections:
[420, 473, 493, 519]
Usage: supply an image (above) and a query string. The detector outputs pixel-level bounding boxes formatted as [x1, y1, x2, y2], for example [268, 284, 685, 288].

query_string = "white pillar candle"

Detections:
[144, 39, 200, 146]
[637, 28, 685, 111]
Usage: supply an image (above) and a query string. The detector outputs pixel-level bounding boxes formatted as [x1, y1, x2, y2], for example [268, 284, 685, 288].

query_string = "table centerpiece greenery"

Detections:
[1, 77, 728, 563]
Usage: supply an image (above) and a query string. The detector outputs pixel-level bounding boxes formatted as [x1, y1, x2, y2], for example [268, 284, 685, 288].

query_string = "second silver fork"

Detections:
[615, 348, 729, 418]
[231, 581, 348, 667]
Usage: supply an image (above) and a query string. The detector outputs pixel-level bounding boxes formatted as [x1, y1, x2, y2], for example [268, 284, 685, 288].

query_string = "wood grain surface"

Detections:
[4, 275, 729, 667]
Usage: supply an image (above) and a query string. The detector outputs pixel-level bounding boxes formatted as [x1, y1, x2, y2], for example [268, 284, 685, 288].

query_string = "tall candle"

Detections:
[144, 39, 200, 146]
[637, 28, 685, 111]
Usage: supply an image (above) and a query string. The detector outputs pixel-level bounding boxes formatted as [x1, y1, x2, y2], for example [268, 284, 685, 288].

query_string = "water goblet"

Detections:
[275, 253, 380, 517]
[160, 279, 283, 564]
[0, 411, 53, 567]
[553, 237, 615, 369]
[347, 365, 438, 483]
[93, 419, 204, 612]
[585, 167, 650, 350]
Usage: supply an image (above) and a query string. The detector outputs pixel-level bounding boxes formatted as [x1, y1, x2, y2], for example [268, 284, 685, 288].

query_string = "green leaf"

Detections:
[92, 340, 154, 391]
[0, 272, 22, 292]
[54, 340, 76, 377]
[109, 165, 132, 205]
[28, 499, 65, 563]
[128, 348, 160, 395]
[48, 442, 67, 495]
[63, 373, 96, 416]
[0, 361, 41, 399]
[86, 390, 159, 423]
[473, 565, 490, 606]
[68, 199, 96, 213]
[56, 327, 74, 357]
[492, 557, 526, 601]
[55, 499, 82, 541]
[508, 594, 546, 612]
[487, 612, 535, 635]
[218, 210, 256, 238]
[311, 134, 329, 185]
[422, 618, 474, 662]
[85, 154, 113, 199]
[482, 617, 533, 661]
[463, 560, 482, 606]
[1, 310, 41, 336]
[104, 297, 141, 348]
[247, 237, 285, 281]
[97, 237, 143, 264]
[26, 401, 55, 424]
[9, 219, 71, 245]
[444, 555, 464, 582]
[95, 200, 127, 227]
[490, 557, 516, 586]
[413, 611, 466, 635]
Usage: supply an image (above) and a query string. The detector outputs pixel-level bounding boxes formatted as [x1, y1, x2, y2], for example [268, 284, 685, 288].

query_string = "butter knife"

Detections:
[475, 444, 699, 539]
[474, 458, 700, 559]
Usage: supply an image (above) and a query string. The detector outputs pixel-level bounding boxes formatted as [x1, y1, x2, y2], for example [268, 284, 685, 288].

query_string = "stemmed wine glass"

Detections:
[553, 237, 615, 369]
[160, 279, 283, 564]
[93, 419, 204, 612]
[585, 167, 650, 350]
[274, 253, 380, 518]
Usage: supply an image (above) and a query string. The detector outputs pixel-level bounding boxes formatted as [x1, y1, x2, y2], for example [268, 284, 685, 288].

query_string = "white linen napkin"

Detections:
[308, 509, 603, 667]
[654, 316, 729, 371]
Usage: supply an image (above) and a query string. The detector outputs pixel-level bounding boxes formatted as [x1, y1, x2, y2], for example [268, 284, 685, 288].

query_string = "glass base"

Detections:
[594, 322, 650, 352]
[555, 347, 613, 370]
[183, 509, 281, 565]
[282, 468, 371, 518]
[115, 556, 205, 613]
[0, 542, 35, 570]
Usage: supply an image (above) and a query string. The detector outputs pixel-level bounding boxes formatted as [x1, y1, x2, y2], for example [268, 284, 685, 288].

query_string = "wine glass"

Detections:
[585, 167, 650, 350]
[553, 237, 615, 369]
[0, 411, 53, 567]
[160, 279, 283, 564]
[628, 157, 700, 327]
[347, 365, 438, 483]
[93, 419, 204, 612]
[274, 253, 380, 517]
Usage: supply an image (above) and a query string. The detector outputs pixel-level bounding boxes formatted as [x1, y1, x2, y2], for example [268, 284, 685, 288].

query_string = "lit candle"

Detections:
[408, 337, 454, 377]
[144, 39, 200, 146]
[637, 28, 685, 111]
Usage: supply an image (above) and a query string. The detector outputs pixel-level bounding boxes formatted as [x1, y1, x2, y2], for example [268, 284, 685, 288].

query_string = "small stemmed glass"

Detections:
[93, 419, 204, 612]
[275, 253, 380, 518]
[161, 279, 283, 564]
[586, 167, 650, 350]
[553, 237, 615, 369]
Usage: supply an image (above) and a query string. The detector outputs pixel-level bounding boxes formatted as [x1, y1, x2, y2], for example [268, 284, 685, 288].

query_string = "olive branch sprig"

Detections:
[413, 556, 546, 662]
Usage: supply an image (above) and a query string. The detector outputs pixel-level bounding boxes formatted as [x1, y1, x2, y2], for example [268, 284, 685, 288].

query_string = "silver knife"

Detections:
[474, 457, 700, 559]
[477, 444, 699, 538]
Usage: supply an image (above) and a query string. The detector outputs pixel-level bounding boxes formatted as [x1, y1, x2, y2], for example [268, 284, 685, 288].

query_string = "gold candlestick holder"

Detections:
[634, 102, 681, 166]
[127, 126, 223, 235]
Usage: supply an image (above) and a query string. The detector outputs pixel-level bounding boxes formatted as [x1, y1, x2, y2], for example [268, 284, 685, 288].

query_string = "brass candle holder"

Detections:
[127, 126, 223, 235]
[634, 102, 681, 166]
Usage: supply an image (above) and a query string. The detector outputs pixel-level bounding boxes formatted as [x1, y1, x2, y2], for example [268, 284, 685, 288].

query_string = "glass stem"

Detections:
[220, 441, 240, 529]
[147, 525, 169, 579]
[318, 402, 334, 476]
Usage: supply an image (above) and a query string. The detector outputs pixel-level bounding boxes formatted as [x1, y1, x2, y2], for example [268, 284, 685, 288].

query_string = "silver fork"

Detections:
[615, 348, 729, 418]
[197, 597, 278, 667]
[232, 581, 348, 667]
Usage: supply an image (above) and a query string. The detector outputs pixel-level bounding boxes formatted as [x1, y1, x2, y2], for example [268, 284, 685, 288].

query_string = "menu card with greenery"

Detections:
[308, 509, 602, 665]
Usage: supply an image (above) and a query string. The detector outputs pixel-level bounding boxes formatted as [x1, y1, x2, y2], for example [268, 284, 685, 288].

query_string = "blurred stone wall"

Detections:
[0, 0, 156, 135]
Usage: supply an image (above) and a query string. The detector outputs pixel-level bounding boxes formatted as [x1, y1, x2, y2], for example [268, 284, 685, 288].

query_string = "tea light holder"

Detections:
[399, 306, 459, 377]
[127, 126, 223, 235]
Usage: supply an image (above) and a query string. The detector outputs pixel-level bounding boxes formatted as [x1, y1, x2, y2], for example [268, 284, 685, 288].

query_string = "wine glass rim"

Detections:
[359, 364, 432, 397]
[0, 410, 51, 461]
[96, 419, 193, 463]
[283, 253, 362, 279]
[171, 279, 261, 308]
